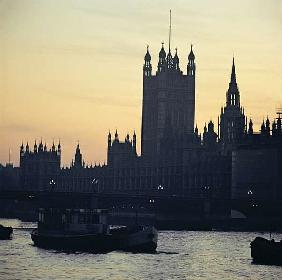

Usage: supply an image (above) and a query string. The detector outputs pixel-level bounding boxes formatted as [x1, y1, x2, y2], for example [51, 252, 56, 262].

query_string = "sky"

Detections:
[0, 0, 281, 166]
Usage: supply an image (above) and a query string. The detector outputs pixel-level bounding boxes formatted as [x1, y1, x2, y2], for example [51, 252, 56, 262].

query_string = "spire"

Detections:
[231, 57, 236, 83]
[266, 116, 270, 135]
[261, 119, 266, 135]
[52, 141, 56, 152]
[195, 124, 198, 135]
[58, 140, 61, 155]
[38, 139, 43, 152]
[20, 142, 24, 155]
[188, 44, 195, 60]
[114, 129, 119, 142]
[108, 130, 112, 148]
[34, 140, 37, 153]
[26, 142, 29, 152]
[173, 48, 180, 71]
[74, 142, 82, 168]
[248, 119, 253, 135]
[125, 133, 130, 142]
[144, 45, 151, 61]
[226, 57, 240, 107]
[133, 130, 137, 154]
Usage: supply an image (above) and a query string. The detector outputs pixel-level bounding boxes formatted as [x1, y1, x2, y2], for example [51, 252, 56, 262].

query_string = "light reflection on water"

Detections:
[1, 219, 282, 280]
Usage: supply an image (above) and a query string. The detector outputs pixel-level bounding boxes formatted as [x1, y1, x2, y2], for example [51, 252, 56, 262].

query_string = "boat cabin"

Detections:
[38, 208, 109, 234]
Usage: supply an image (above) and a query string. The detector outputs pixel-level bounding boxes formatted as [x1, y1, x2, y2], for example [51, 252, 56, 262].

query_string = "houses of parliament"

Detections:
[1, 34, 282, 220]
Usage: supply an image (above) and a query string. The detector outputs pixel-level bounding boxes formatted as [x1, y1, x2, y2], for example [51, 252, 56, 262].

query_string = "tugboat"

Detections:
[31, 208, 157, 253]
[250, 236, 282, 265]
[0, 224, 13, 240]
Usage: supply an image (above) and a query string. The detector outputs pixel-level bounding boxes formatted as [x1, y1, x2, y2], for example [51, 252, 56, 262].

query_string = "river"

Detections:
[0, 219, 281, 280]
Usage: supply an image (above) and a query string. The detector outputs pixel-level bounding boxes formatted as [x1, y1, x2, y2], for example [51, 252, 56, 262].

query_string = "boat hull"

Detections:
[31, 226, 158, 253]
[251, 237, 282, 265]
[111, 226, 158, 253]
[0, 226, 13, 240]
[31, 230, 114, 253]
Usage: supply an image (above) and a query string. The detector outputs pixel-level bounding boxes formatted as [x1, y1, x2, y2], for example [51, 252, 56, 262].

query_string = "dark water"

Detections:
[1, 219, 282, 280]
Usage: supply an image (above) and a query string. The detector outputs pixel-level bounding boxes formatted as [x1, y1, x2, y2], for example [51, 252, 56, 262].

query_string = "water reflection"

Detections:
[1, 219, 282, 280]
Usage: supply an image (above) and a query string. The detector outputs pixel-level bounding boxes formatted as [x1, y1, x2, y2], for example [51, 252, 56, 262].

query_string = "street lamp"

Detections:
[91, 178, 99, 193]
[49, 179, 56, 191]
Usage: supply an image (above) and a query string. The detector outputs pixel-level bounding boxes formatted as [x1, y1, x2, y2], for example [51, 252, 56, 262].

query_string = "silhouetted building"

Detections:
[0, 163, 20, 191]
[107, 130, 137, 168]
[232, 113, 282, 202]
[56, 144, 106, 193]
[141, 44, 195, 163]
[20, 141, 61, 191]
[8, 25, 281, 224]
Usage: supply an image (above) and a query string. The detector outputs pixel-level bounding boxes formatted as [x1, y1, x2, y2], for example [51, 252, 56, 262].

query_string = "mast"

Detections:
[169, 10, 171, 52]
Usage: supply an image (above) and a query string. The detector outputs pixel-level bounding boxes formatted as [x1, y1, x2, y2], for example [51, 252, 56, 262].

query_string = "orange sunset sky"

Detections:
[0, 0, 281, 166]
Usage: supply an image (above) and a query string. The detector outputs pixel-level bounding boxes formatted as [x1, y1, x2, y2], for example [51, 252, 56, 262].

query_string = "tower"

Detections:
[74, 143, 82, 168]
[220, 58, 245, 150]
[141, 13, 196, 162]
[143, 45, 152, 77]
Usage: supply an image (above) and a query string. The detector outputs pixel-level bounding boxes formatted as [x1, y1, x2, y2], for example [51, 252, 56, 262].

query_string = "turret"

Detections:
[265, 117, 270, 136]
[204, 123, 207, 133]
[114, 129, 119, 142]
[187, 44, 195, 76]
[248, 119, 253, 135]
[38, 140, 43, 152]
[195, 124, 198, 136]
[20, 142, 24, 156]
[26, 142, 29, 153]
[34, 140, 37, 153]
[157, 43, 166, 73]
[143, 45, 152, 77]
[133, 130, 137, 154]
[108, 131, 111, 148]
[125, 133, 130, 143]
[208, 121, 214, 132]
[166, 49, 173, 70]
[52, 141, 56, 152]
[173, 48, 180, 72]
[261, 120, 266, 135]
[58, 141, 61, 155]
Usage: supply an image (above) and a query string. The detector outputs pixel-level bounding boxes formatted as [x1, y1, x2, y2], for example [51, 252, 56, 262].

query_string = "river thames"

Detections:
[0, 219, 281, 280]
